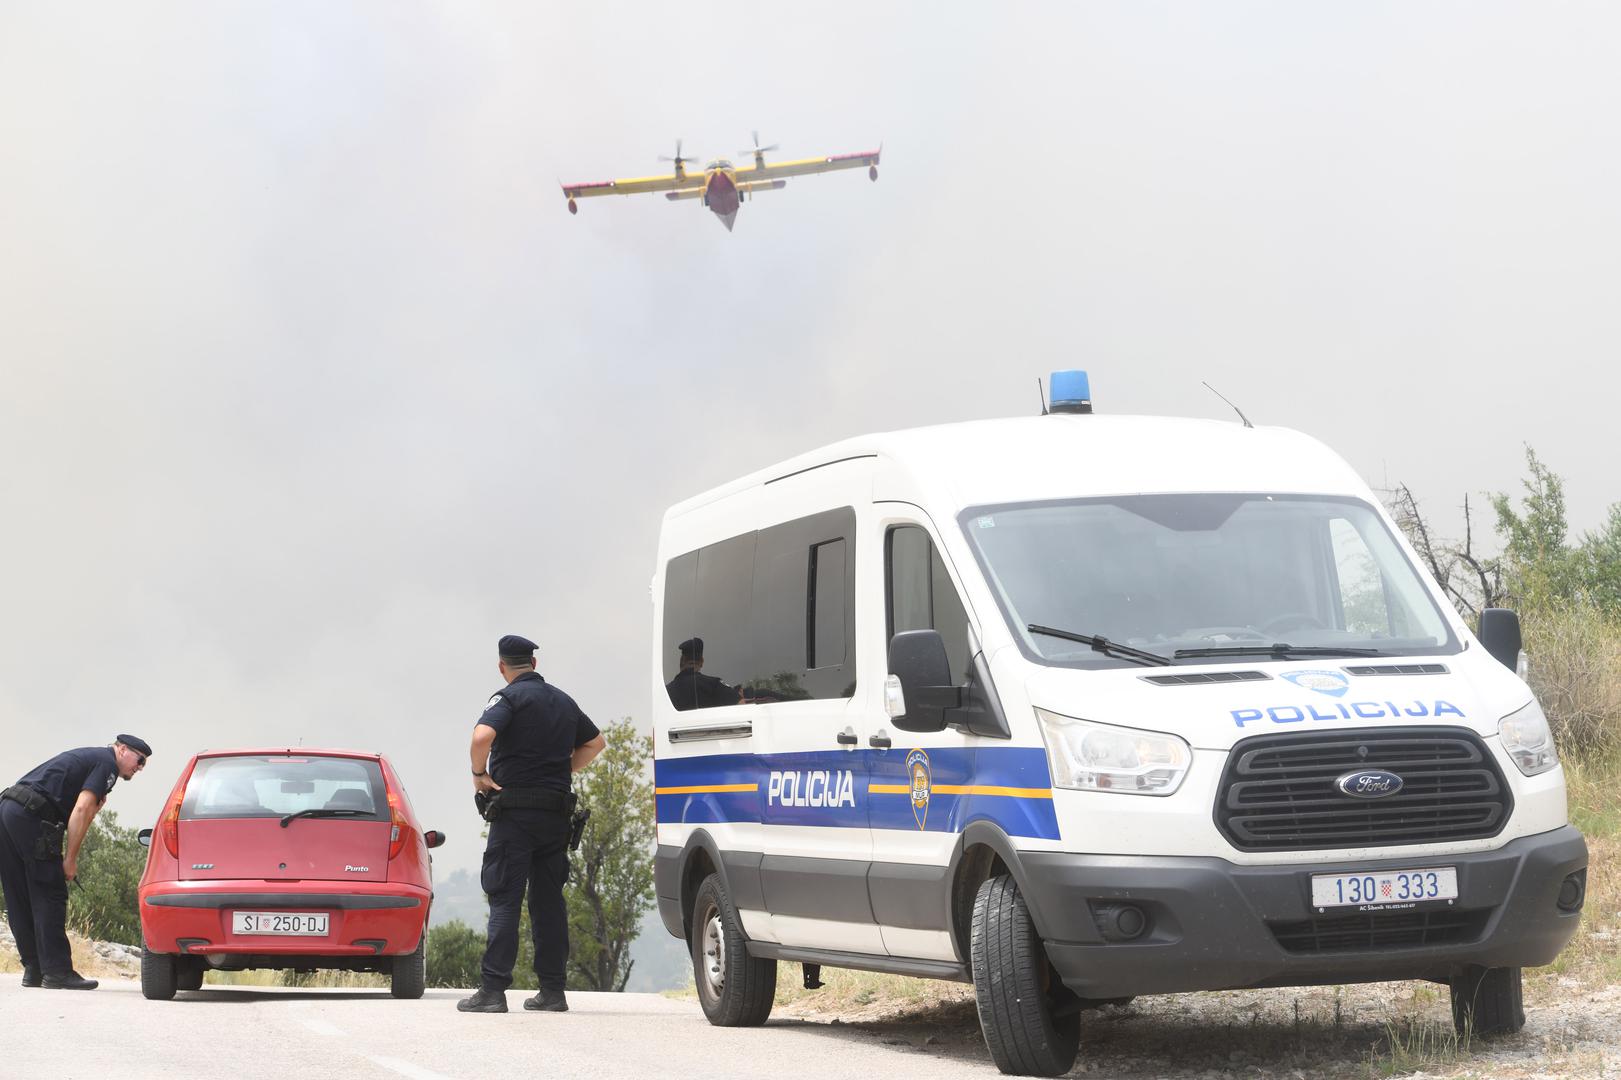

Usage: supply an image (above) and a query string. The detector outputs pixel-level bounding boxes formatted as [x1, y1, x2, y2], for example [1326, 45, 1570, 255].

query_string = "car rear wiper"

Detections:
[1173, 643, 1385, 660]
[279, 808, 369, 828]
[1027, 624, 1173, 667]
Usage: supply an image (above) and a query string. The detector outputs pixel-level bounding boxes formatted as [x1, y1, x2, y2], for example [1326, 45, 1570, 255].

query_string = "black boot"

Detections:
[523, 988, 568, 1012]
[43, 971, 99, 990]
[21, 966, 42, 988]
[456, 987, 508, 1013]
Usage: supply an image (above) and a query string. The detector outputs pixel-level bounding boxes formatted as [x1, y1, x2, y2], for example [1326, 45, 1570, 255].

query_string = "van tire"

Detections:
[691, 873, 775, 1026]
[1449, 965, 1524, 1036]
[176, 962, 204, 993]
[391, 936, 427, 999]
[141, 948, 178, 1001]
[971, 874, 1081, 1077]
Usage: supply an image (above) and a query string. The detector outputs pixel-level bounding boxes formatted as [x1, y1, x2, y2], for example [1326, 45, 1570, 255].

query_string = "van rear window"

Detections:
[180, 755, 388, 821]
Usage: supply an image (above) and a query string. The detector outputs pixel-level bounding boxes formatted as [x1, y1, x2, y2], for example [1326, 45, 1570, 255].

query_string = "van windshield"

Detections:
[961, 494, 1457, 669]
[180, 755, 388, 821]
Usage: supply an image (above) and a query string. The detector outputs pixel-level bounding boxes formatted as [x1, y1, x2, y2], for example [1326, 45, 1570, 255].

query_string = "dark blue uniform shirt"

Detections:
[16, 747, 118, 820]
[476, 673, 599, 793]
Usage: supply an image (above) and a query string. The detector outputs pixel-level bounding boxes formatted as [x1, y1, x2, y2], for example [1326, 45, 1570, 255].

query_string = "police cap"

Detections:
[678, 637, 704, 660]
[498, 634, 539, 661]
[117, 734, 153, 758]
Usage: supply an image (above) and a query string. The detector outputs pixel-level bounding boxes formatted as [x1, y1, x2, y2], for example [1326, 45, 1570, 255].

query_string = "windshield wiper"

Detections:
[1173, 643, 1385, 660]
[279, 808, 368, 829]
[1027, 624, 1173, 667]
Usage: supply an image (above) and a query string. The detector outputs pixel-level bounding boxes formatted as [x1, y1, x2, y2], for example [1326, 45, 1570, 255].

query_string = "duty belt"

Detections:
[495, 787, 576, 813]
[1, 785, 65, 825]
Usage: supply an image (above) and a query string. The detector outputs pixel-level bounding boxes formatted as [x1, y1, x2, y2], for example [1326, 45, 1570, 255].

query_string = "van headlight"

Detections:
[1034, 708, 1191, 796]
[1499, 700, 1559, 776]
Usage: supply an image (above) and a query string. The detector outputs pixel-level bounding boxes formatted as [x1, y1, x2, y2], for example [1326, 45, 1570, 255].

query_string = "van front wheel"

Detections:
[1449, 965, 1524, 1036]
[691, 873, 776, 1026]
[971, 874, 1081, 1077]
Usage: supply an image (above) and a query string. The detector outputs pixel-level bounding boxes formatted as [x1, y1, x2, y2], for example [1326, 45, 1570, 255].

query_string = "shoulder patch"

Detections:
[483, 695, 504, 711]
[105, 774, 115, 792]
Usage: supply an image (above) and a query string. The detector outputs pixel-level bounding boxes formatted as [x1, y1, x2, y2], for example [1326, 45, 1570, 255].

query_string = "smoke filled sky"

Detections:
[3, 2, 1618, 879]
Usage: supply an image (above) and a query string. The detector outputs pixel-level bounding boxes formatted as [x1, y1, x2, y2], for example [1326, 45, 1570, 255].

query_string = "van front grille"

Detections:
[1215, 728, 1511, 852]
[1270, 908, 1488, 953]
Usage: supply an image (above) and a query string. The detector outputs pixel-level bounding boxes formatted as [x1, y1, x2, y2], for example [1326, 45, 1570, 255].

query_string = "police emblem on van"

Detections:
[1335, 770, 1404, 798]
[907, 749, 932, 830]
[1281, 670, 1350, 697]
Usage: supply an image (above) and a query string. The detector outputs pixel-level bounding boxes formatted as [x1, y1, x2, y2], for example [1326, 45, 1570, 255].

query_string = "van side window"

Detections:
[887, 525, 971, 684]
[663, 507, 857, 709]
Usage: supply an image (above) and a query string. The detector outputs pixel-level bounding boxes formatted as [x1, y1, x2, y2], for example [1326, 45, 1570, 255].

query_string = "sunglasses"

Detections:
[133, 752, 147, 767]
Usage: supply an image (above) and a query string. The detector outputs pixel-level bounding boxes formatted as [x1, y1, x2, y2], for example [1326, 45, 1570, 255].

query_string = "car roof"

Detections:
[191, 748, 385, 762]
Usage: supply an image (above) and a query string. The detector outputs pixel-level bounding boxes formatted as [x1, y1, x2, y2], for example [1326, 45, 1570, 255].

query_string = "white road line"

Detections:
[299, 1016, 346, 1037]
[368, 1055, 459, 1080]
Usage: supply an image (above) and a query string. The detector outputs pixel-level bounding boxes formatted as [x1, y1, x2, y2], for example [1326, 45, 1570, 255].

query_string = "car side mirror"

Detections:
[137, 828, 152, 848]
[424, 830, 445, 849]
[888, 629, 960, 733]
[1478, 608, 1523, 672]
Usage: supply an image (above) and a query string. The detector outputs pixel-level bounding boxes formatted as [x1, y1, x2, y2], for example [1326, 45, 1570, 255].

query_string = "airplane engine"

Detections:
[869, 165, 878, 181]
[567, 198, 578, 215]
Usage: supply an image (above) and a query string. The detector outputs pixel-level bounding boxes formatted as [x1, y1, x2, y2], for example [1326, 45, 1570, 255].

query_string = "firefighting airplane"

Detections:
[561, 133, 880, 232]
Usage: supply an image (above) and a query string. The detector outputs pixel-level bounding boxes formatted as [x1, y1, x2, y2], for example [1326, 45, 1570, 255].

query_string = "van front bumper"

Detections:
[1021, 826, 1586, 999]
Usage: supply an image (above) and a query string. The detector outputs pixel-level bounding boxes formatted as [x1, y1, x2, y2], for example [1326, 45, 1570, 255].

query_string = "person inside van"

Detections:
[665, 637, 744, 710]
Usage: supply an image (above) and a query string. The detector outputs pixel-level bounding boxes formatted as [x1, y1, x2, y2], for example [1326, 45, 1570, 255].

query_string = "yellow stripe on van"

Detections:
[654, 783, 759, 795]
[867, 783, 1052, 799]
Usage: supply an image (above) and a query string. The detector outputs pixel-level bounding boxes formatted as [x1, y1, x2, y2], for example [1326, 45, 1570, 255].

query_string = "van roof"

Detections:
[666, 414, 1370, 519]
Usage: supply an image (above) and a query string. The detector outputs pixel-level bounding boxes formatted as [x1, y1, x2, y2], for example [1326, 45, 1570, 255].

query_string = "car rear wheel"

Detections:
[176, 962, 205, 993]
[971, 874, 1081, 1077]
[392, 936, 426, 999]
[1450, 965, 1524, 1036]
[690, 873, 775, 1026]
[141, 948, 178, 1001]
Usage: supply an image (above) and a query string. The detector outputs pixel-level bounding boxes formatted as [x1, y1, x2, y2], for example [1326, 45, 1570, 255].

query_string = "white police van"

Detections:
[650, 372, 1586, 1076]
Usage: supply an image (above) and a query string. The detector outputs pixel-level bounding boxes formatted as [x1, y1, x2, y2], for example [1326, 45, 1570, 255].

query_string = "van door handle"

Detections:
[836, 728, 858, 747]
[868, 732, 892, 749]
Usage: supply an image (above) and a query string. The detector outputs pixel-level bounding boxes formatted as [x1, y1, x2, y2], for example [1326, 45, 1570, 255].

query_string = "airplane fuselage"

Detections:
[701, 168, 740, 231]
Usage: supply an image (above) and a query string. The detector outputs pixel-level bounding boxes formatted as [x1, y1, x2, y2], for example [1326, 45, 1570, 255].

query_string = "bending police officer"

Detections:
[458, 635, 605, 1014]
[0, 735, 151, 990]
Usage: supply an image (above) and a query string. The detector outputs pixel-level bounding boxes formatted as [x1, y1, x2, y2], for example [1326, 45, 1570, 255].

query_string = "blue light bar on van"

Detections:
[1050, 370, 1092, 414]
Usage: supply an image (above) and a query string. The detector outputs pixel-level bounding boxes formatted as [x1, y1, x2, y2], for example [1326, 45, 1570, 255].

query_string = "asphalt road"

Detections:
[0, 976, 996, 1080]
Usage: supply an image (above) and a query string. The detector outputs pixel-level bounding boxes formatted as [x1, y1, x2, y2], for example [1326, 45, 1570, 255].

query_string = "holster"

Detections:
[568, 807, 591, 852]
[474, 791, 500, 823]
[34, 820, 66, 861]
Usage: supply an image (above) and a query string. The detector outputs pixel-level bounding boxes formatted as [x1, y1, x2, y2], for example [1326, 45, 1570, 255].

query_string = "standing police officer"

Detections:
[457, 635, 605, 1014]
[1, 736, 151, 990]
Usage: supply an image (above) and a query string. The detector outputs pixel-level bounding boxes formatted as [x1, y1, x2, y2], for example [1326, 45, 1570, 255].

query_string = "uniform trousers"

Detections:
[0, 800, 73, 975]
[479, 806, 571, 992]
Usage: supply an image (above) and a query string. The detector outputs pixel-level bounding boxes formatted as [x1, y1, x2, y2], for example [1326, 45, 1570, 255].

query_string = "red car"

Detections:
[136, 748, 445, 1000]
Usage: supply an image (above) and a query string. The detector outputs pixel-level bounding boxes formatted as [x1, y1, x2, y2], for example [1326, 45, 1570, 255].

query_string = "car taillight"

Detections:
[159, 791, 183, 858]
[387, 790, 409, 860]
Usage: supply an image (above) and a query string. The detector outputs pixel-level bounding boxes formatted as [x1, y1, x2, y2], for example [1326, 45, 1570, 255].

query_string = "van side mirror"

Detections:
[888, 630, 960, 733]
[424, 830, 445, 849]
[137, 828, 152, 848]
[1478, 608, 1522, 672]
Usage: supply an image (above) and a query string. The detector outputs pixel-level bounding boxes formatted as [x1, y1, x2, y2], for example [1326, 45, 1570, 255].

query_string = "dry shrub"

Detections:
[1523, 604, 1621, 759]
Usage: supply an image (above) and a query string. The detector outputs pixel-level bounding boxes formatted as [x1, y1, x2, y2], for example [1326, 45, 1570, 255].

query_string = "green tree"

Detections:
[564, 718, 654, 991]
[67, 810, 146, 947]
[426, 920, 486, 988]
[1492, 445, 1584, 609]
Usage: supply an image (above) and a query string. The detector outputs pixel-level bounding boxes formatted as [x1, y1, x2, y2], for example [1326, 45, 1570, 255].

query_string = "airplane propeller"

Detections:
[658, 139, 699, 170]
[741, 130, 779, 159]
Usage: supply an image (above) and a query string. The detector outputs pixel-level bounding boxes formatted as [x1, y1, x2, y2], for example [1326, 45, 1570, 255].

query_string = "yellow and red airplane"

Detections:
[562, 133, 880, 232]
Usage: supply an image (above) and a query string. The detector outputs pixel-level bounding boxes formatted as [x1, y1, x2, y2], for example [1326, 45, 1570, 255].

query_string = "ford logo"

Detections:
[1335, 770, 1404, 798]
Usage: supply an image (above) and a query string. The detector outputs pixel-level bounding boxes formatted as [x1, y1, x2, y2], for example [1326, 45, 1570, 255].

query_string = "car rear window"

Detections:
[180, 755, 388, 821]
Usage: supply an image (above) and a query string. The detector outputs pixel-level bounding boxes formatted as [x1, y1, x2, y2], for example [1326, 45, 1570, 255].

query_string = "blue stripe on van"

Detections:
[654, 746, 1060, 840]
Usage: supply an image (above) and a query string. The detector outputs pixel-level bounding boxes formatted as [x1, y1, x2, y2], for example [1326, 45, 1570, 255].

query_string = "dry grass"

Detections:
[0, 932, 137, 981]
[1525, 606, 1621, 758]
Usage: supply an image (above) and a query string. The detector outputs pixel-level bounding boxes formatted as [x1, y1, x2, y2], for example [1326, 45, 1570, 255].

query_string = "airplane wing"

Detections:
[562, 171, 705, 201]
[736, 148, 880, 182]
